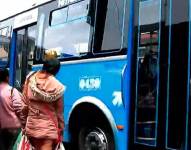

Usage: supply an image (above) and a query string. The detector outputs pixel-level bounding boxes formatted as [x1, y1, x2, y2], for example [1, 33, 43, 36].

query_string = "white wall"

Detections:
[0, 0, 52, 20]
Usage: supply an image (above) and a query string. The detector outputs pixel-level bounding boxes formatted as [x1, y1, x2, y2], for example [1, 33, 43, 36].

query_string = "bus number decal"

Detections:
[79, 77, 101, 91]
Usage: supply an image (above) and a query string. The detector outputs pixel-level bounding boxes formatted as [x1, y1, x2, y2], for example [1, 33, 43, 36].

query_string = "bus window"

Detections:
[51, 7, 68, 26]
[44, 0, 91, 59]
[45, 0, 129, 59]
[27, 26, 36, 67]
[93, 0, 128, 53]
[0, 27, 10, 68]
[134, 0, 161, 146]
[67, 0, 89, 21]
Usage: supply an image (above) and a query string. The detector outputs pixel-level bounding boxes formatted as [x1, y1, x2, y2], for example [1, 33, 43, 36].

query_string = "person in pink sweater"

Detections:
[21, 58, 65, 150]
[0, 68, 23, 150]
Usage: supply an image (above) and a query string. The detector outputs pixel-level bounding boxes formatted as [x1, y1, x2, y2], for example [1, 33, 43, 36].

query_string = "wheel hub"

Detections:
[84, 128, 108, 150]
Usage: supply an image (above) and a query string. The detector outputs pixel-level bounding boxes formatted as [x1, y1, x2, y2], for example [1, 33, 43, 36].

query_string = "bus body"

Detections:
[0, 0, 191, 150]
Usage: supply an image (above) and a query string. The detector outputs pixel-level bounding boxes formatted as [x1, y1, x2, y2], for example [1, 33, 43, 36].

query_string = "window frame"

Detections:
[49, 6, 68, 26]
[92, 0, 129, 55]
[134, 0, 162, 147]
[0, 26, 9, 48]
[49, 0, 86, 26]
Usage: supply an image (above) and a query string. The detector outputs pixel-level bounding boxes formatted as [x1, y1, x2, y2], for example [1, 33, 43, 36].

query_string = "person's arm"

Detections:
[12, 88, 28, 128]
[55, 97, 64, 130]
[12, 88, 24, 115]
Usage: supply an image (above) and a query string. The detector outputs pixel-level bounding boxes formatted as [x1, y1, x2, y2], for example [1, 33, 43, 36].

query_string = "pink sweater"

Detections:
[0, 83, 22, 129]
[22, 72, 65, 140]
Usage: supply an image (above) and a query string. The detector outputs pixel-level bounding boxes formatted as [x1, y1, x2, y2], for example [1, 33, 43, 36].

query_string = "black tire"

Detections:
[78, 125, 115, 150]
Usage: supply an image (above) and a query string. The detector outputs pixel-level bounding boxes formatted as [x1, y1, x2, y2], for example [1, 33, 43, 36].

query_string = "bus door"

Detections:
[133, 0, 162, 149]
[15, 25, 37, 88]
[133, 0, 190, 150]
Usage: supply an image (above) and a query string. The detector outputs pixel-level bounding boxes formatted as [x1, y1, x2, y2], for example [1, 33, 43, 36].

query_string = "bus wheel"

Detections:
[78, 126, 114, 150]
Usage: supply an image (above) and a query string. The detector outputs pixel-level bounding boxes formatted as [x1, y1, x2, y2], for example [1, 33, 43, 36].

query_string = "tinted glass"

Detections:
[93, 0, 128, 52]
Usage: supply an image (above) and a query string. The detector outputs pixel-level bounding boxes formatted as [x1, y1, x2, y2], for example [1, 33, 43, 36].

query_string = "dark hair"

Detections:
[42, 58, 61, 75]
[0, 68, 9, 83]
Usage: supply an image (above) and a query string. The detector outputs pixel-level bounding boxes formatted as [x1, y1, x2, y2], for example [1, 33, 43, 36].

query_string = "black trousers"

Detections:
[0, 129, 20, 150]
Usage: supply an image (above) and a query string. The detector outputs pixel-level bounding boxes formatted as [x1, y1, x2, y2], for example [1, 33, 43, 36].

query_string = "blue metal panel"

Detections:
[9, 31, 16, 86]
[124, 0, 134, 149]
[33, 57, 128, 149]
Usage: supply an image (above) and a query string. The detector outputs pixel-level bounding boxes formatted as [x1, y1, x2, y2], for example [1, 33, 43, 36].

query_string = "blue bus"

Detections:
[0, 0, 191, 149]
